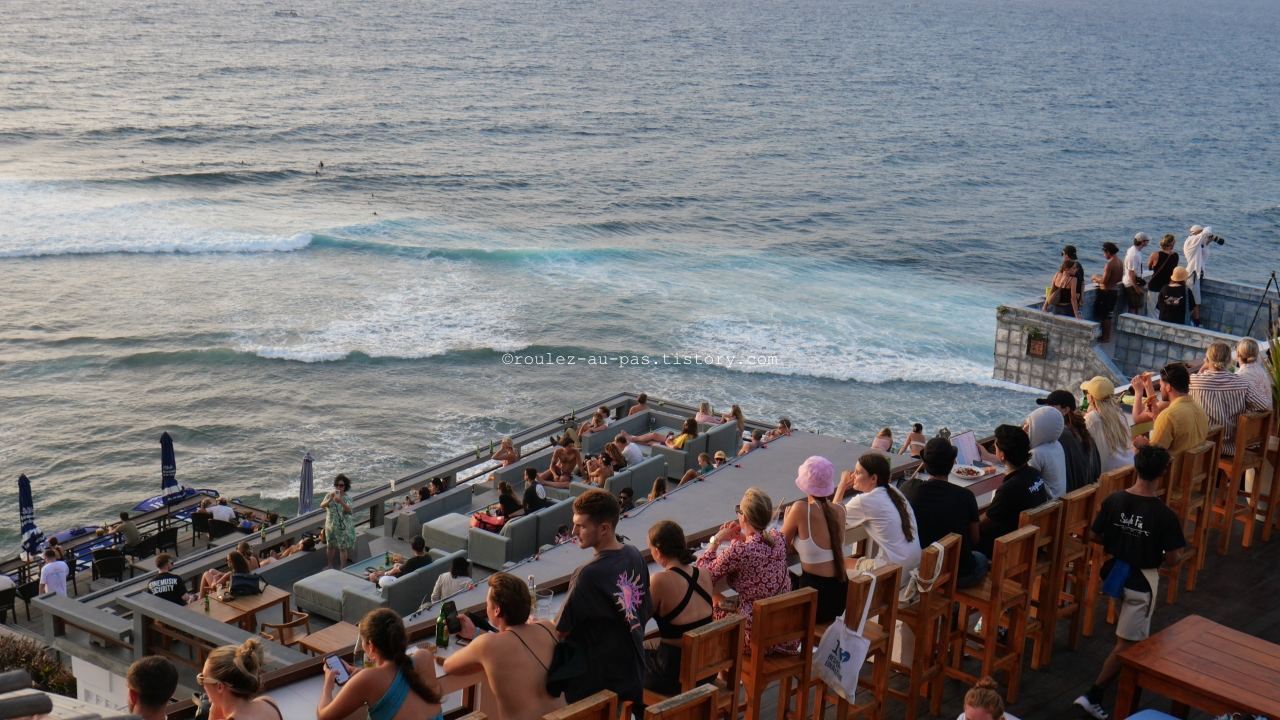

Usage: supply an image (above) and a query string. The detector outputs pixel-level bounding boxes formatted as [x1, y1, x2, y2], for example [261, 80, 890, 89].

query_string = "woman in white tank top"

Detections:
[781, 456, 848, 625]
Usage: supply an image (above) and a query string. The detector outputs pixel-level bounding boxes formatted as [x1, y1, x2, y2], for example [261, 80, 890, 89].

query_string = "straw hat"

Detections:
[1171, 267, 1190, 282]
[795, 456, 835, 497]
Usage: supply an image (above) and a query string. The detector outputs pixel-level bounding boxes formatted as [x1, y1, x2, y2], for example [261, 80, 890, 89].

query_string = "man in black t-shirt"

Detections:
[556, 489, 652, 712]
[903, 438, 987, 588]
[978, 425, 1050, 557]
[147, 554, 193, 605]
[522, 467, 554, 514]
[370, 535, 433, 585]
[1074, 445, 1185, 720]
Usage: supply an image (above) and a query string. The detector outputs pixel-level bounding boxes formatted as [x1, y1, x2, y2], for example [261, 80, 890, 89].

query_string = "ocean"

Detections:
[2, 0, 1279, 555]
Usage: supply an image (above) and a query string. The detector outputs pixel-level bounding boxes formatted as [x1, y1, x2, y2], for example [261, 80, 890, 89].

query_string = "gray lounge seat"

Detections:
[704, 421, 743, 460]
[421, 513, 473, 554]
[581, 413, 649, 455]
[468, 512, 539, 570]
[341, 550, 466, 623]
[534, 498, 575, 548]
[257, 546, 328, 589]
[389, 484, 473, 541]
[626, 455, 668, 498]
[493, 447, 556, 494]
[652, 432, 709, 480]
[294, 569, 376, 622]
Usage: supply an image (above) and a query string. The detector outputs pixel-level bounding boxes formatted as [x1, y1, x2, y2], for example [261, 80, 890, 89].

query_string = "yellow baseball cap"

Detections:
[1080, 376, 1115, 399]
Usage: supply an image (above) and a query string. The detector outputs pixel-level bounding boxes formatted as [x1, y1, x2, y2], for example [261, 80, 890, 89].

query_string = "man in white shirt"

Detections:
[209, 498, 237, 523]
[1122, 233, 1149, 314]
[1182, 224, 1216, 326]
[40, 549, 70, 595]
[0, 573, 14, 592]
[616, 435, 644, 466]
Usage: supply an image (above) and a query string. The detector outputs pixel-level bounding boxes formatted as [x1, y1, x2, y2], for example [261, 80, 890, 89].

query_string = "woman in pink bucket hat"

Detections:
[781, 455, 848, 624]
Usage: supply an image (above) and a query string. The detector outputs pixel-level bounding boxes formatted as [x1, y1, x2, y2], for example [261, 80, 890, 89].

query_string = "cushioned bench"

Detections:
[341, 550, 466, 623]
[469, 512, 539, 570]
[704, 421, 743, 460]
[294, 569, 376, 622]
[580, 413, 649, 455]
[652, 431, 710, 479]
[389, 484, 473, 541]
[421, 513, 473, 554]
[534, 498, 576, 548]
[570, 455, 667, 499]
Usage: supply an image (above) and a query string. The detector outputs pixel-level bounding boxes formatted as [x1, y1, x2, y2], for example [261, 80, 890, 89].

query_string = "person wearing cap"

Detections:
[1063, 245, 1086, 310]
[978, 425, 1050, 557]
[1145, 234, 1179, 317]
[1036, 390, 1096, 492]
[1090, 242, 1124, 343]
[1156, 267, 1193, 325]
[678, 452, 715, 485]
[782, 456, 848, 624]
[1081, 376, 1135, 474]
[712, 450, 728, 468]
[901, 438, 987, 588]
[1182, 224, 1215, 326]
[1122, 233, 1150, 314]
[1132, 363, 1208, 483]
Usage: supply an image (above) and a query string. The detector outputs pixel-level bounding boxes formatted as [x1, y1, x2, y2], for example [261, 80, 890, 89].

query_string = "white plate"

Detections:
[951, 465, 987, 481]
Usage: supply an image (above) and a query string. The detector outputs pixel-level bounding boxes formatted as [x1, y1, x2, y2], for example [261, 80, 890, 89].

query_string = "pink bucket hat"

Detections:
[795, 456, 835, 497]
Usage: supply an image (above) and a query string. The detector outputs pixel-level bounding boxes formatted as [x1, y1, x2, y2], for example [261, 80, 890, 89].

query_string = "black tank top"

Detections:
[656, 567, 714, 640]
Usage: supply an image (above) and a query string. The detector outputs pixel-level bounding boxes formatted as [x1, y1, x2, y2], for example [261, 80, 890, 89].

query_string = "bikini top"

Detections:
[656, 567, 713, 640]
[793, 502, 833, 565]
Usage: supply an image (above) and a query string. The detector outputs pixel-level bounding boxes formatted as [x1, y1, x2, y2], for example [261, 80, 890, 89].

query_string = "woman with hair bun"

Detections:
[319, 608, 443, 720]
[957, 676, 1021, 720]
[199, 639, 280, 720]
[645, 521, 714, 694]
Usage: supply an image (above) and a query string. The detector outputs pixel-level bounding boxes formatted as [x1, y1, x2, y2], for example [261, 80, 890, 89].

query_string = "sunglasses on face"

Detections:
[734, 505, 743, 515]
[195, 673, 218, 687]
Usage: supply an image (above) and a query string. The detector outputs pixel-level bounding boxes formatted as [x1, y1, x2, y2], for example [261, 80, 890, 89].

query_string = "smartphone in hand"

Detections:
[325, 655, 350, 685]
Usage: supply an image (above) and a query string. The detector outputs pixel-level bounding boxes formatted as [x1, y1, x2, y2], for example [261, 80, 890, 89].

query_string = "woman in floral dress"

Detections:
[321, 473, 355, 569]
[696, 487, 798, 654]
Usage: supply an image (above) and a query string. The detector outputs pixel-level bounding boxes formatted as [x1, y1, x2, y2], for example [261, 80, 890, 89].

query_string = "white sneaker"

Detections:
[1074, 696, 1109, 720]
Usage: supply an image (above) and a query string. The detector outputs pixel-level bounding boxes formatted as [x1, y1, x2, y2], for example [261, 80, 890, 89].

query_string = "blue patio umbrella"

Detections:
[160, 431, 181, 507]
[18, 473, 44, 559]
[298, 453, 315, 516]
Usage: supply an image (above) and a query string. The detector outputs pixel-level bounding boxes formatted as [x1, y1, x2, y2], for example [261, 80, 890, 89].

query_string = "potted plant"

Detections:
[1026, 327, 1048, 358]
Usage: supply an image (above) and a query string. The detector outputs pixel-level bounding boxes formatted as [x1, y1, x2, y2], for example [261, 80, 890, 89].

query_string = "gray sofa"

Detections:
[534, 498, 575, 548]
[652, 432, 709, 479]
[294, 569, 378, 622]
[580, 413, 649, 455]
[257, 545, 329, 589]
[569, 455, 667, 499]
[389, 484, 473, 541]
[468, 511, 539, 570]
[704, 421, 744, 460]
[341, 550, 466, 623]
[493, 447, 555, 494]
[421, 513, 474, 554]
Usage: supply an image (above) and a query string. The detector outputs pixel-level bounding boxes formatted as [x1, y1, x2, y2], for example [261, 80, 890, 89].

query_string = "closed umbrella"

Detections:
[298, 453, 314, 516]
[18, 473, 44, 559]
[160, 431, 181, 508]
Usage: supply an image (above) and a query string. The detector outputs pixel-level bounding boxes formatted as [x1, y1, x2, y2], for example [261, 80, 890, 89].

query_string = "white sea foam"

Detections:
[0, 180, 311, 257]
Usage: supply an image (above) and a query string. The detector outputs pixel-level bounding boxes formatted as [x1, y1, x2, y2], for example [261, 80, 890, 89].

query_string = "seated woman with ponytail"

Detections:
[645, 521, 715, 695]
[782, 456, 848, 625]
[318, 608, 443, 720]
[835, 453, 921, 585]
[199, 639, 280, 720]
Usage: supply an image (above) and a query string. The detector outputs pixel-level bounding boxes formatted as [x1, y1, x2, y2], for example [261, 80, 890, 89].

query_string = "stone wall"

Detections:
[1111, 314, 1242, 379]
[1199, 277, 1280, 339]
[993, 300, 1124, 392]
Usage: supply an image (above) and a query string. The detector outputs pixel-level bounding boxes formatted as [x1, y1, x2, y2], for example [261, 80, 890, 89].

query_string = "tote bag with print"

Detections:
[814, 571, 876, 701]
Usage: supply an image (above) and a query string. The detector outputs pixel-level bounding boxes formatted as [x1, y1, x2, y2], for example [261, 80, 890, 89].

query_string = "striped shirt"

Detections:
[1237, 362, 1274, 411]
[1189, 369, 1270, 456]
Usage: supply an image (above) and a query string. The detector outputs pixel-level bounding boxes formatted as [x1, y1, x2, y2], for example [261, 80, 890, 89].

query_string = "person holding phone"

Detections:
[321, 474, 355, 569]
[319, 608, 443, 720]
[442, 573, 564, 720]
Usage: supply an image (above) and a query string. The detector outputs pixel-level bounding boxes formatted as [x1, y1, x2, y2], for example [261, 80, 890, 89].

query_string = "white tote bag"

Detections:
[893, 541, 945, 664]
[814, 571, 876, 701]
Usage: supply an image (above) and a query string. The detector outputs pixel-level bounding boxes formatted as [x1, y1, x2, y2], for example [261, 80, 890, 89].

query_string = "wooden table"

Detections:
[1115, 615, 1280, 719]
[187, 585, 291, 632]
[298, 621, 360, 657]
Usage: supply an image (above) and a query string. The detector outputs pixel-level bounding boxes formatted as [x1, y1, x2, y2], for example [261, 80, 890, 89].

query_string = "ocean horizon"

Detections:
[2, 0, 1279, 556]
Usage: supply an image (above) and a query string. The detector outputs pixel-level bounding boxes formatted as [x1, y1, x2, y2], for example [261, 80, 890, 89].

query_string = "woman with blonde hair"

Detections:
[604, 441, 627, 470]
[319, 608, 443, 720]
[696, 487, 796, 653]
[695, 402, 723, 425]
[493, 437, 521, 467]
[957, 677, 1021, 720]
[870, 427, 893, 452]
[199, 639, 281, 720]
[721, 404, 746, 433]
[1081, 376, 1134, 473]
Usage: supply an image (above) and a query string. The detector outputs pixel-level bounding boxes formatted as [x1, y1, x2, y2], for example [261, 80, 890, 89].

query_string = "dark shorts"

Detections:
[644, 642, 715, 696]
[799, 570, 847, 626]
[1052, 304, 1075, 317]
[1125, 285, 1145, 312]
[1094, 289, 1119, 318]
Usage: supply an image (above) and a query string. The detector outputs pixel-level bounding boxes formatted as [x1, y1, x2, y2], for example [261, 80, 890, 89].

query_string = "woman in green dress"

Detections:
[321, 474, 355, 569]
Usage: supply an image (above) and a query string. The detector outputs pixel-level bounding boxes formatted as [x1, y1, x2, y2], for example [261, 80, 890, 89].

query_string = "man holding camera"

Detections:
[1123, 233, 1150, 314]
[1183, 224, 1223, 326]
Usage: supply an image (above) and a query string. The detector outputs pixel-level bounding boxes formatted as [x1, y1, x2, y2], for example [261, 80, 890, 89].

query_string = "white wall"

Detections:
[70, 656, 130, 713]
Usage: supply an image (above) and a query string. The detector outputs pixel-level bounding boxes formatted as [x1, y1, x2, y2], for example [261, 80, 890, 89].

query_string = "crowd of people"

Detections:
[1043, 225, 1227, 341]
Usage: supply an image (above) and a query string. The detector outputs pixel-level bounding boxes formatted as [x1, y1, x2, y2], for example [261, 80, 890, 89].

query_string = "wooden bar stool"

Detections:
[545, 691, 616, 720]
[739, 587, 818, 720]
[642, 615, 744, 720]
[1019, 500, 1064, 670]
[944, 525, 1038, 704]
[645, 685, 719, 720]
[813, 564, 901, 720]
[1160, 441, 1218, 603]
[888, 535, 959, 720]
[1053, 484, 1096, 659]
[1082, 465, 1135, 637]
[1212, 410, 1273, 554]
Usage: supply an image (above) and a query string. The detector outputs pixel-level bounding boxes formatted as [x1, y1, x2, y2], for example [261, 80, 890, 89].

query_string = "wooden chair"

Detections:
[259, 610, 312, 652]
[1019, 500, 1064, 670]
[1160, 441, 1218, 603]
[545, 691, 616, 720]
[888, 534, 960, 720]
[1083, 465, 1135, 637]
[739, 587, 817, 720]
[1052, 484, 1097, 659]
[645, 685, 719, 720]
[814, 564, 900, 720]
[642, 615, 743, 720]
[1212, 410, 1273, 553]
[945, 525, 1037, 704]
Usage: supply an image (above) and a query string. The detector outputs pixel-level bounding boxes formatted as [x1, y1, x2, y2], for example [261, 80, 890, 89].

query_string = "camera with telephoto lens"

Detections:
[1208, 234, 1226, 245]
